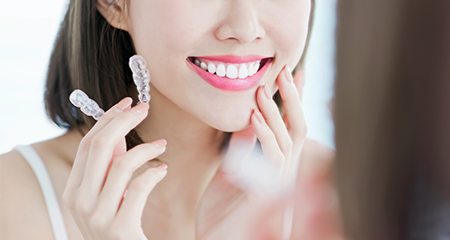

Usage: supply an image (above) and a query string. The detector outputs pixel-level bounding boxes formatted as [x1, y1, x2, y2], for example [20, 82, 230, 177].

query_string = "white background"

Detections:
[0, 0, 336, 154]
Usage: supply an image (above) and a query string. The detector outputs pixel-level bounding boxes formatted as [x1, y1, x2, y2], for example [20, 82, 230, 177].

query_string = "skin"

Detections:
[62, 65, 308, 240]
[95, 0, 310, 218]
[0, 0, 342, 239]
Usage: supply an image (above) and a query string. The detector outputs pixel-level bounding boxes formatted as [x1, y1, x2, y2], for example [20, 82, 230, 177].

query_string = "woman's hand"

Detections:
[62, 98, 167, 240]
[251, 65, 307, 190]
[197, 65, 309, 240]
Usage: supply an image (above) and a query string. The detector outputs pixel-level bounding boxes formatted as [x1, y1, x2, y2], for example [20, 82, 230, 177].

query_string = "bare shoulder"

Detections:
[0, 148, 56, 239]
[0, 130, 82, 239]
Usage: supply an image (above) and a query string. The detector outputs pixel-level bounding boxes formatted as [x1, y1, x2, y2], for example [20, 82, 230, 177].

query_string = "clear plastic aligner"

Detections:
[129, 55, 151, 103]
[69, 89, 105, 120]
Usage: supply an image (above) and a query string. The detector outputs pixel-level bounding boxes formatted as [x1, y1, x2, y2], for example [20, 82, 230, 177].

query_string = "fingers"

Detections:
[274, 66, 308, 184]
[63, 97, 133, 206]
[116, 164, 168, 225]
[77, 102, 150, 213]
[84, 97, 134, 139]
[277, 66, 307, 143]
[63, 55, 155, 239]
[251, 65, 308, 189]
[93, 140, 167, 222]
[251, 108, 285, 166]
[72, 143, 167, 240]
[256, 84, 293, 159]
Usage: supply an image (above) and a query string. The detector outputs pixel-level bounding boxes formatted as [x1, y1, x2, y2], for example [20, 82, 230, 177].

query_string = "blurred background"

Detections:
[0, 0, 337, 154]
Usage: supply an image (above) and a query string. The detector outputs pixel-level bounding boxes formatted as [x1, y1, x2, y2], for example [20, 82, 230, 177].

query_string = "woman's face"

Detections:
[125, 0, 310, 132]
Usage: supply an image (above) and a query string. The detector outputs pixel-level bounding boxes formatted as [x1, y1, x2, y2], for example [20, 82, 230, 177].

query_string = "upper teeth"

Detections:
[193, 58, 261, 79]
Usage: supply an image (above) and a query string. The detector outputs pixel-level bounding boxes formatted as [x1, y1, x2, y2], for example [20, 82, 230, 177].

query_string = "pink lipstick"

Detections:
[186, 55, 273, 91]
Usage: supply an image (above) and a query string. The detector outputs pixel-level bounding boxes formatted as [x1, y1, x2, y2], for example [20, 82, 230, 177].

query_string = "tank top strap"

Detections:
[15, 144, 69, 240]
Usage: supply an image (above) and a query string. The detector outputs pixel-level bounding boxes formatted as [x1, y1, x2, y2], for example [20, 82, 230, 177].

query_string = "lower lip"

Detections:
[186, 58, 272, 91]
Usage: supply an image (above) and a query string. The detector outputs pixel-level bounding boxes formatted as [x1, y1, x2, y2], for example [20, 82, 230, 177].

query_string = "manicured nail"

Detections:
[133, 103, 149, 113]
[285, 66, 294, 83]
[114, 97, 133, 112]
[157, 163, 168, 170]
[153, 139, 167, 148]
[155, 166, 168, 179]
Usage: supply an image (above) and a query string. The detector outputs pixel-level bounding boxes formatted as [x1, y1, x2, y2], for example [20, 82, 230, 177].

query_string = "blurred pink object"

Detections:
[249, 158, 344, 240]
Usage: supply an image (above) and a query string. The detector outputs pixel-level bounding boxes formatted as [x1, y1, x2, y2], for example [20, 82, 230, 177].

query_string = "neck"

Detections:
[136, 87, 226, 164]
[134, 86, 227, 217]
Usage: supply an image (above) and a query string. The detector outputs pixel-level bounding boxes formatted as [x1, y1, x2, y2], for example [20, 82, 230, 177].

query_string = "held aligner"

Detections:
[129, 55, 151, 104]
[68, 55, 150, 120]
[69, 89, 105, 120]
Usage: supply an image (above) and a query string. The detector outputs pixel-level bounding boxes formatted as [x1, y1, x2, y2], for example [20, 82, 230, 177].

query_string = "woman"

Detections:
[0, 0, 338, 239]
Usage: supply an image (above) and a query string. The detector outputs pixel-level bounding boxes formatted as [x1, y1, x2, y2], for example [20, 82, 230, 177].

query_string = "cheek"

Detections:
[128, 0, 199, 55]
[266, 1, 311, 63]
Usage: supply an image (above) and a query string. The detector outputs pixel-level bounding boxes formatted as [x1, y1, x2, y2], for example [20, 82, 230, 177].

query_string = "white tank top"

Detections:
[15, 145, 69, 240]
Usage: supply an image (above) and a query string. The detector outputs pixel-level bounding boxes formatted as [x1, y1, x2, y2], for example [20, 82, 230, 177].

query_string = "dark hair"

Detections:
[44, 0, 314, 150]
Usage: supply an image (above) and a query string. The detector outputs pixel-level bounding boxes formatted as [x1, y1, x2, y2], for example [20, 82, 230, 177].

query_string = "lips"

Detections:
[186, 56, 273, 91]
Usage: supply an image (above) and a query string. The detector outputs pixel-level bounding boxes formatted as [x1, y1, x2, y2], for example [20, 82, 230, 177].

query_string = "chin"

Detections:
[201, 109, 252, 132]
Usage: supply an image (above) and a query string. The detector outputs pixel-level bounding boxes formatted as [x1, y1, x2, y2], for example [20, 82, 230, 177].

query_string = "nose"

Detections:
[215, 0, 266, 44]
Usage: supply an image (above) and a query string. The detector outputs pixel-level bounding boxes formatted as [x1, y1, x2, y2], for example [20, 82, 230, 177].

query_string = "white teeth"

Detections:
[207, 63, 216, 74]
[248, 64, 255, 76]
[200, 62, 208, 70]
[192, 58, 263, 78]
[238, 64, 249, 79]
[216, 64, 226, 77]
[254, 62, 260, 72]
[249, 62, 259, 76]
[226, 65, 238, 79]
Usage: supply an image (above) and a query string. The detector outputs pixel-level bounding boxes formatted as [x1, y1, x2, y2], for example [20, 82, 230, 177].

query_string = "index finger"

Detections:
[63, 97, 133, 204]
[78, 102, 150, 206]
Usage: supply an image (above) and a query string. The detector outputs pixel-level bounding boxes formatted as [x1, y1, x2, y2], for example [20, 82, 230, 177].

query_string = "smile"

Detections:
[186, 55, 273, 91]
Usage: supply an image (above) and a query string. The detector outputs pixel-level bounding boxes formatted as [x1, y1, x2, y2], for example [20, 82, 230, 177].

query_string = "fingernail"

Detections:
[285, 66, 294, 83]
[133, 103, 149, 113]
[157, 163, 168, 170]
[153, 139, 167, 148]
[114, 97, 133, 112]
[155, 166, 168, 179]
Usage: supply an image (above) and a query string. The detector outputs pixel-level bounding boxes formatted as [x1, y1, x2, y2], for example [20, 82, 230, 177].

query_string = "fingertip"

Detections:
[156, 163, 168, 171]
[153, 138, 168, 148]
[155, 166, 168, 180]
[114, 97, 133, 112]
[133, 102, 150, 114]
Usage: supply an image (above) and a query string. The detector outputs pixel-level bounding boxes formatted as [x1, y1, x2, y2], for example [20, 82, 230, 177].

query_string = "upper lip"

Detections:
[190, 55, 273, 64]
